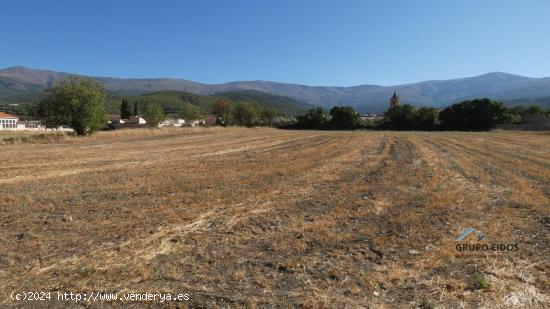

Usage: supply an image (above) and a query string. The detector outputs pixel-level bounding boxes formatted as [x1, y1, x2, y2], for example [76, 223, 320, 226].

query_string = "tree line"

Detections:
[34, 77, 280, 135]
[280, 106, 363, 130]
[283, 98, 548, 131]
[382, 99, 548, 131]
[181, 99, 278, 127]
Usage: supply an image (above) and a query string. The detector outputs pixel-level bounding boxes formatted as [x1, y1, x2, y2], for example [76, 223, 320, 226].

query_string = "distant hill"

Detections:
[214, 90, 313, 114]
[2, 66, 550, 112]
[0, 66, 209, 102]
[106, 90, 313, 116]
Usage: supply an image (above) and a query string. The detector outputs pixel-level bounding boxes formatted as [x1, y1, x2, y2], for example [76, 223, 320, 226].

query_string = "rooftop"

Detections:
[0, 112, 18, 119]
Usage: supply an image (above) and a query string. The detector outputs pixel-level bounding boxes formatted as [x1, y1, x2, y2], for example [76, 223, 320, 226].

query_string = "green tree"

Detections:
[507, 105, 548, 122]
[120, 98, 132, 119]
[180, 103, 203, 122]
[383, 104, 417, 130]
[328, 106, 362, 130]
[37, 76, 107, 135]
[526, 105, 544, 115]
[23, 102, 40, 120]
[260, 107, 277, 127]
[133, 100, 139, 116]
[439, 98, 507, 130]
[212, 99, 230, 118]
[501, 111, 522, 124]
[294, 108, 328, 129]
[212, 98, 231, 125]
[414, 107, 439, 130]
[233, 103, 258, 127]
[143, 102, 166, 127]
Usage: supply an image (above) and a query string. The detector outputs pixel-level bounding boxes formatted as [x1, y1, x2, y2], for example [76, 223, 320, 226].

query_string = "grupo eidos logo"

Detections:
[454, 227, 518, 252]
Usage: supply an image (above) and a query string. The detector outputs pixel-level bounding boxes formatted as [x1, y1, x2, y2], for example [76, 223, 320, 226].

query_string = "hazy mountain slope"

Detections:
[2, 66, 550, 112]
[215, 90, 314, 114]
[96, 77, 210, 96]
[105, 90, 312, 116]
[0, 77, 44, 102]
[0, 66, 210, 99]
[212, 74, 550, 111]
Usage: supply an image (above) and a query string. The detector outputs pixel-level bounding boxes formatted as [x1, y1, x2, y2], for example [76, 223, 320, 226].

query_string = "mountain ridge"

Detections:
[1, 66, 550, 112]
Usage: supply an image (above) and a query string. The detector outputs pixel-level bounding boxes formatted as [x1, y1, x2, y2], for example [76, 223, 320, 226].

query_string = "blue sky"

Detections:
[1, 0, 549, 86]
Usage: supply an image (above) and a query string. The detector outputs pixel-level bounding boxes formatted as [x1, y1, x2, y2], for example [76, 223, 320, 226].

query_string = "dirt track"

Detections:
[0, 128, 548, 308]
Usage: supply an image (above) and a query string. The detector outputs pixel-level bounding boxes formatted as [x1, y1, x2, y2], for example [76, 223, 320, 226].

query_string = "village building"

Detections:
[108, 115, 148, 130]
[120, 115, 147, 125]
[0, 112, 18, 130]
[204, 115, 218, 127]
[159, 118, 186, 128]
[19, 121, 46, 130]
[186, 115, 222, 127]
[187, 120, 201, 127]
[361, 112, 384, 121]
[0, 112, 48, 131]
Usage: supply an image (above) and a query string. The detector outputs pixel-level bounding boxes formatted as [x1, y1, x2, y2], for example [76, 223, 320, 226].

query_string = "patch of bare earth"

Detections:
[0, 128, 548, 308]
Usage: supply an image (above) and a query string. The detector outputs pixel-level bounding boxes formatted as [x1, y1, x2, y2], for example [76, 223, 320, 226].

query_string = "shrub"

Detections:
[419, 299, 435, 309]
[415, 107, 439, 130]
[292, 108, 328, 130]
[471, 272, 490, 290]
[328, 106, 362, 130]
[382, 104, 417, 130]
[232, 103, 258, 127]
[439, 98, 507, 131]
[180, 103, 203, 122]
[143, 102, 166, 127]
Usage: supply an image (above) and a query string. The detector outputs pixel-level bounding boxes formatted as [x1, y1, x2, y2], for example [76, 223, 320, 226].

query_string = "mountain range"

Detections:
[1, 66, 550, 112]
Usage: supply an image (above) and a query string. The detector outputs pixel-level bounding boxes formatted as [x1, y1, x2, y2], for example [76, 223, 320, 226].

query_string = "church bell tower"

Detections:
[389, 91, 400, 108]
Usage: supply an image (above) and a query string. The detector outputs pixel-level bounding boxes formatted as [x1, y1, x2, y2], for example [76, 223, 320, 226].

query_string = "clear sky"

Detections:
[1, 0, 549, 86]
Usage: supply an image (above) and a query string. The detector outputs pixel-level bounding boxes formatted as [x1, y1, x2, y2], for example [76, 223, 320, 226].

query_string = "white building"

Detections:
[159, 118, 186, 128]
[0, 112, 19, 130]
[20, 121, 46, 131]
[0, 112, 48, 131]
[119, 115, 147, 125]
[361, 113, 384, 121]
[108, 115, 148, 130]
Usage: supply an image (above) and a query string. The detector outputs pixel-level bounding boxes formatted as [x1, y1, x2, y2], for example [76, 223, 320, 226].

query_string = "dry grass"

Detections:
[0, 128, 548, 308]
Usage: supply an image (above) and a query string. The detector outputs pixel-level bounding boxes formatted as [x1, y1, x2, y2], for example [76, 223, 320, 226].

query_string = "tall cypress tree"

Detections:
[120, 99, 132, 119]
[133, 100, 139, 116]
